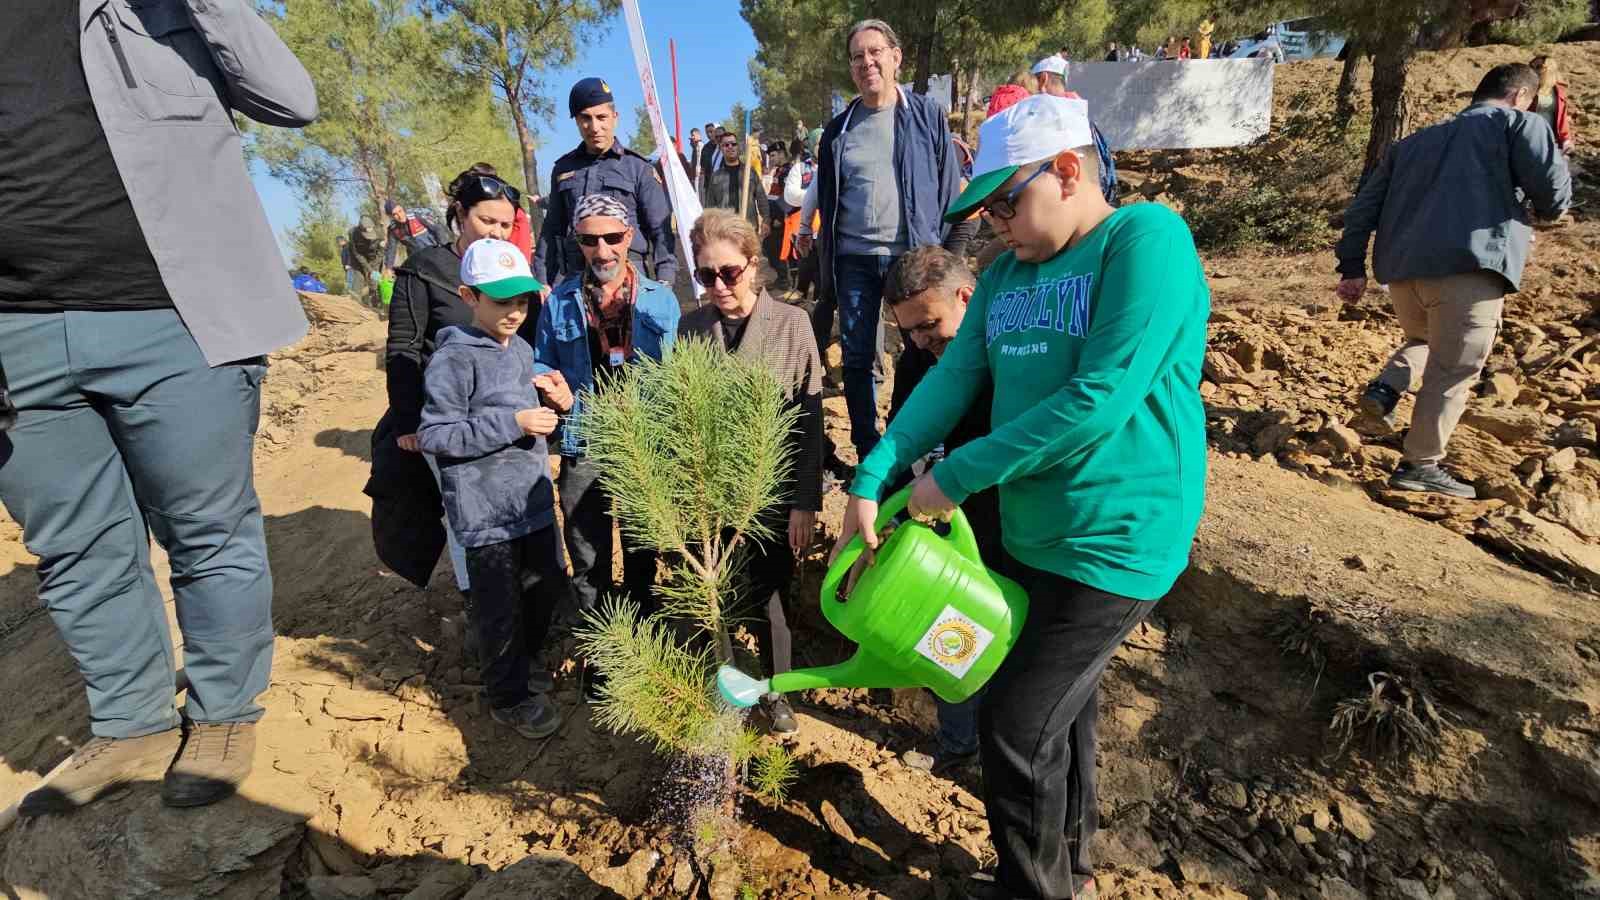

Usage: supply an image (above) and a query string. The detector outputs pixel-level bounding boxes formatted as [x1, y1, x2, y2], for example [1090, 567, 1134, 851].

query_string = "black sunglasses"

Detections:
[576, 231, 629, 247]
[693, 259, 754, 288]
[464, 175, 521, 206]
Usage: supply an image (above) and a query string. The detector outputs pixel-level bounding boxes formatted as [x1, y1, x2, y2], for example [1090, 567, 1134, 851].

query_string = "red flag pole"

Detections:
[670, 38, 683, 153]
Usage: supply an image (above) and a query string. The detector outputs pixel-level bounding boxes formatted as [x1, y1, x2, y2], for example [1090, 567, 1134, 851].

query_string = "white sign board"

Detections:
[1066, 59, 1274, 150]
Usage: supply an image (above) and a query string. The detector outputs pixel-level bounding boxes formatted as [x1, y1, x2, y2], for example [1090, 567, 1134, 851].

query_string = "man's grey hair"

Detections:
[846, 19, 900, 54]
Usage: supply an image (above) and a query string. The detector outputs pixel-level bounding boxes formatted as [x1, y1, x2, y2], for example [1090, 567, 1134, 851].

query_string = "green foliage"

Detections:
[1183, 186, 1331, 254]
[1486, 0, 1590, 43]
[749, 744, 799, 804]
[286, 189, 351, 294]
[629, 103, 658, 157]
[575, 596, 748, 758]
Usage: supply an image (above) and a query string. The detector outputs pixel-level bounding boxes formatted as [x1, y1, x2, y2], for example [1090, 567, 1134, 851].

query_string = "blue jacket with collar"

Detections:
[532, 269, 680, 457]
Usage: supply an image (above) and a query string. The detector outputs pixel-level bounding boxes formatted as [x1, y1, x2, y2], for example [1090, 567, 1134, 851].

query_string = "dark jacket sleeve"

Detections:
[385, 269, 431, 434]
[384, 226, 400, 270]
[181, 0, 317, 127]
[637, 164, 678, 284]
[1333, 150, 1394, 279]
[1509, 110, 1573, 221]
[534, 171, 564, 284]
[932, 105, 961, 241]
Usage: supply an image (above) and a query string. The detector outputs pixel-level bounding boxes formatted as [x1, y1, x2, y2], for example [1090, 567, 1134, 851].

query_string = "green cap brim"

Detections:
[475, 275, 544, 299]
[944, 165, 1018, 223]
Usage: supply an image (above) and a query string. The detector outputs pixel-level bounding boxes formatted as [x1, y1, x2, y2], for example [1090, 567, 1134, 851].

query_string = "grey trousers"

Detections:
[0, 310, 274, 738]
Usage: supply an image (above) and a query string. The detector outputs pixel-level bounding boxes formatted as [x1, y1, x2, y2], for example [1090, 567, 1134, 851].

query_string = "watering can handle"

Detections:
[822, 484, 980, 604]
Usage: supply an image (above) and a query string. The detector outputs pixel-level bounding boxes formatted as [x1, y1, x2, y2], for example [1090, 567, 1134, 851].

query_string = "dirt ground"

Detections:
[3, 42, 1600, 900]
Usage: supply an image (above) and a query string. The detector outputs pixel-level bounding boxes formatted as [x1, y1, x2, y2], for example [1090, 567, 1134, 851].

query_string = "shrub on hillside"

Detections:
[1184, 185, 1333, 254]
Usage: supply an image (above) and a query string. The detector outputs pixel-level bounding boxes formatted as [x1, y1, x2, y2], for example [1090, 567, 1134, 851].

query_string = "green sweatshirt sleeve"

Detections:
[849, 278, 993, 502]
[933, 216, 1196, 502]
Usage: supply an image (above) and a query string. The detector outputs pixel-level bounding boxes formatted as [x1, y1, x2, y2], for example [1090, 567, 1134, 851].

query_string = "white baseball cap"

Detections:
[946, 94, 1094, 222]
[1030, 54, 1068, 77]
[459, 238, 543, 299]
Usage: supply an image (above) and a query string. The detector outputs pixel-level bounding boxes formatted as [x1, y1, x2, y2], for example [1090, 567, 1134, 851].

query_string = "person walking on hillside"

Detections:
[832, 95, 1210, 900]
[535, 77, 677, 291]
[348, 217, 385, 310]
[532, 194, 680, 700]
[701, 129, 769, 233]
[383, 199, 450, 274]
[806, 18, 961, 465]
[338, 235, 357, 294]
[1530, 55, 1575, 153]
[698, 122, 722, 192]
[2, 0, 317, 815]
[1336, 63, 1572, 499]
[1197, 17, 1215, 60]
[679, 208, 823, 734]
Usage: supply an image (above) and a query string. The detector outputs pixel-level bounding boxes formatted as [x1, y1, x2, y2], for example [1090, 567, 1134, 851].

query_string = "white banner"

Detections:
[622, 0, 703, 298]
[1066, 59, 1274, 150]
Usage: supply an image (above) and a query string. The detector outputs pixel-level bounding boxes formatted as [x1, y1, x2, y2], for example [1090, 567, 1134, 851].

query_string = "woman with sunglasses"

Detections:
[679, 208, 823, 734]
[370, 164, 531, 662]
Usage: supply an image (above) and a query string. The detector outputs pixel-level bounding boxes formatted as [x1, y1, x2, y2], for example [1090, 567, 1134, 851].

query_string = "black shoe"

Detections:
[1389, 462, 1476, 499]
[491, 696, 562, 740]
[1360, 381, 1401, 426]
[762, 692, 798, 734]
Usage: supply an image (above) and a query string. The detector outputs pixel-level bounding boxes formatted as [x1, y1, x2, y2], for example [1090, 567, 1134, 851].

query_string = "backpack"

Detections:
[1090, 122, 1120, 206]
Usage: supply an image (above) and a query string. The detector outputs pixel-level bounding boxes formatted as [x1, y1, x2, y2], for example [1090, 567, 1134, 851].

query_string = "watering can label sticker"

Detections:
[916, 605, 994, 678]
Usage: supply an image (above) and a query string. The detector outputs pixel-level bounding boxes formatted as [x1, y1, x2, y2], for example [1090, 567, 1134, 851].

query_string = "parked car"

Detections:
[1227, 17, 1345, 61]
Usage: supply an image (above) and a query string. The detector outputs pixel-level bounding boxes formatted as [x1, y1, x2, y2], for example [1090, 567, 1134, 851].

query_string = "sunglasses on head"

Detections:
[466, 175, 521, 206]
[576, 231, 629, 247]
[693, 259, 753, 288]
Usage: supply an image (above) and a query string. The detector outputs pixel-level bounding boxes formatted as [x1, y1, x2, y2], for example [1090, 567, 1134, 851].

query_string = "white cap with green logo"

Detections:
[946, 94, 1094, 223]
[459, 238, 544, 299]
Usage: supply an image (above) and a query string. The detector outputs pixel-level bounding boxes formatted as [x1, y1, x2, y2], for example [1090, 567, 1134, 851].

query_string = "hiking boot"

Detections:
[527, 670, 555, 695]
[491, 696, 562, 740]
[1389, 462, 1477, 499]
[762, 692, 798, 734]
[162, 721, 256, 808]
[1359, 381, 1401, 426]
[902, 746, 980, 777]
[19, 728, 183, 816]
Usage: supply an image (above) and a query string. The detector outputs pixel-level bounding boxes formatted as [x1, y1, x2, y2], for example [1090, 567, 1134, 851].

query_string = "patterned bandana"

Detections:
[573, 193, 632, 227]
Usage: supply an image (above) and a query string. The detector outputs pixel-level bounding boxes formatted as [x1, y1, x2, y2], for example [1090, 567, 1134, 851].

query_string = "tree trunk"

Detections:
[912, 30, 934, 94]
[1335, 44, 1362, 130]
[509, 100, 541, 199]
[1363, 37, 1413, 174]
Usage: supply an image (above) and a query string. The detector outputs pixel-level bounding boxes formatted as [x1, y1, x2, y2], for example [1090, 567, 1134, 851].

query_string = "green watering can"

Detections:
[717, 485, 1028, 708]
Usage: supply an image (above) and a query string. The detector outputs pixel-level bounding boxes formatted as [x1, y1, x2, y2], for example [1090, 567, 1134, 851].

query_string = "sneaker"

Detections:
[162, 721, 256, 808]
[1389, 462, 1477, 499]
[901, 746, 980, 777]
[491, 696, 562, 740]
[19, 728, 183, 816]
[762, 692, 798, 734]
[527, 670, 555, 695]
[1359, 381, 1401, 426]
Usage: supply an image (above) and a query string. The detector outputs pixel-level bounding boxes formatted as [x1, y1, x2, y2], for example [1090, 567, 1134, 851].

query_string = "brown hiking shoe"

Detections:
[161, 721, 256, 808]
[19, 728, 183, 816]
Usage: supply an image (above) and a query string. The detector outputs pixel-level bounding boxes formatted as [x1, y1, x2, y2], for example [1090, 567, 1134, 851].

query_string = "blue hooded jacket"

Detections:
[417, 326, 555, 548]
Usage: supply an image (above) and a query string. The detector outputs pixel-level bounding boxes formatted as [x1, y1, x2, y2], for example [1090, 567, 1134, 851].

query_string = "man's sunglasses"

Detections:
[576, 231, 629, 247]
[469, 175, 521, 206]
[693, 259, 753, 288]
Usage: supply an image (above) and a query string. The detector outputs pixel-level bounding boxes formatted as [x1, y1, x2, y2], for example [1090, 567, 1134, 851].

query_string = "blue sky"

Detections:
[252, 0, 760, 259]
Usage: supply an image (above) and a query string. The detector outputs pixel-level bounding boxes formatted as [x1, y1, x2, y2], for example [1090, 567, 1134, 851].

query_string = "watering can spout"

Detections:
[716, 649, 921, 710]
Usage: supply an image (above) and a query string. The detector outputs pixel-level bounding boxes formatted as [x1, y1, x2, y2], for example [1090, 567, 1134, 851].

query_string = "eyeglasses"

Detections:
[693, 259, 753, 288]
[466, 175, 521, 206]
[850, 45, 893, 68]
[576, 231, 629, 247]
[980, 161, 1054, 221]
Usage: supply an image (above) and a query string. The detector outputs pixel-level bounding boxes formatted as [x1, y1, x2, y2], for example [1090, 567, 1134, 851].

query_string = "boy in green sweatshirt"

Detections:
[831, 95, 1209, 900]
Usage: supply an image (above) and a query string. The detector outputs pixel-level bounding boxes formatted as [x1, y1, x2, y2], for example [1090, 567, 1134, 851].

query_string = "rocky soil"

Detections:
[3, 41, 1600, 900]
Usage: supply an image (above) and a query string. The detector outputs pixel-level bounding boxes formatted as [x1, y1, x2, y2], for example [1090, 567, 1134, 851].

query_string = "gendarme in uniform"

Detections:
[534, 77, 677, 288]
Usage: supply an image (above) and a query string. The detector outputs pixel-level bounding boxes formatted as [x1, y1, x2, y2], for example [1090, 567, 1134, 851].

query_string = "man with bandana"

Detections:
[531, 194, 680, 700]
[535, 77, 677, 293]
